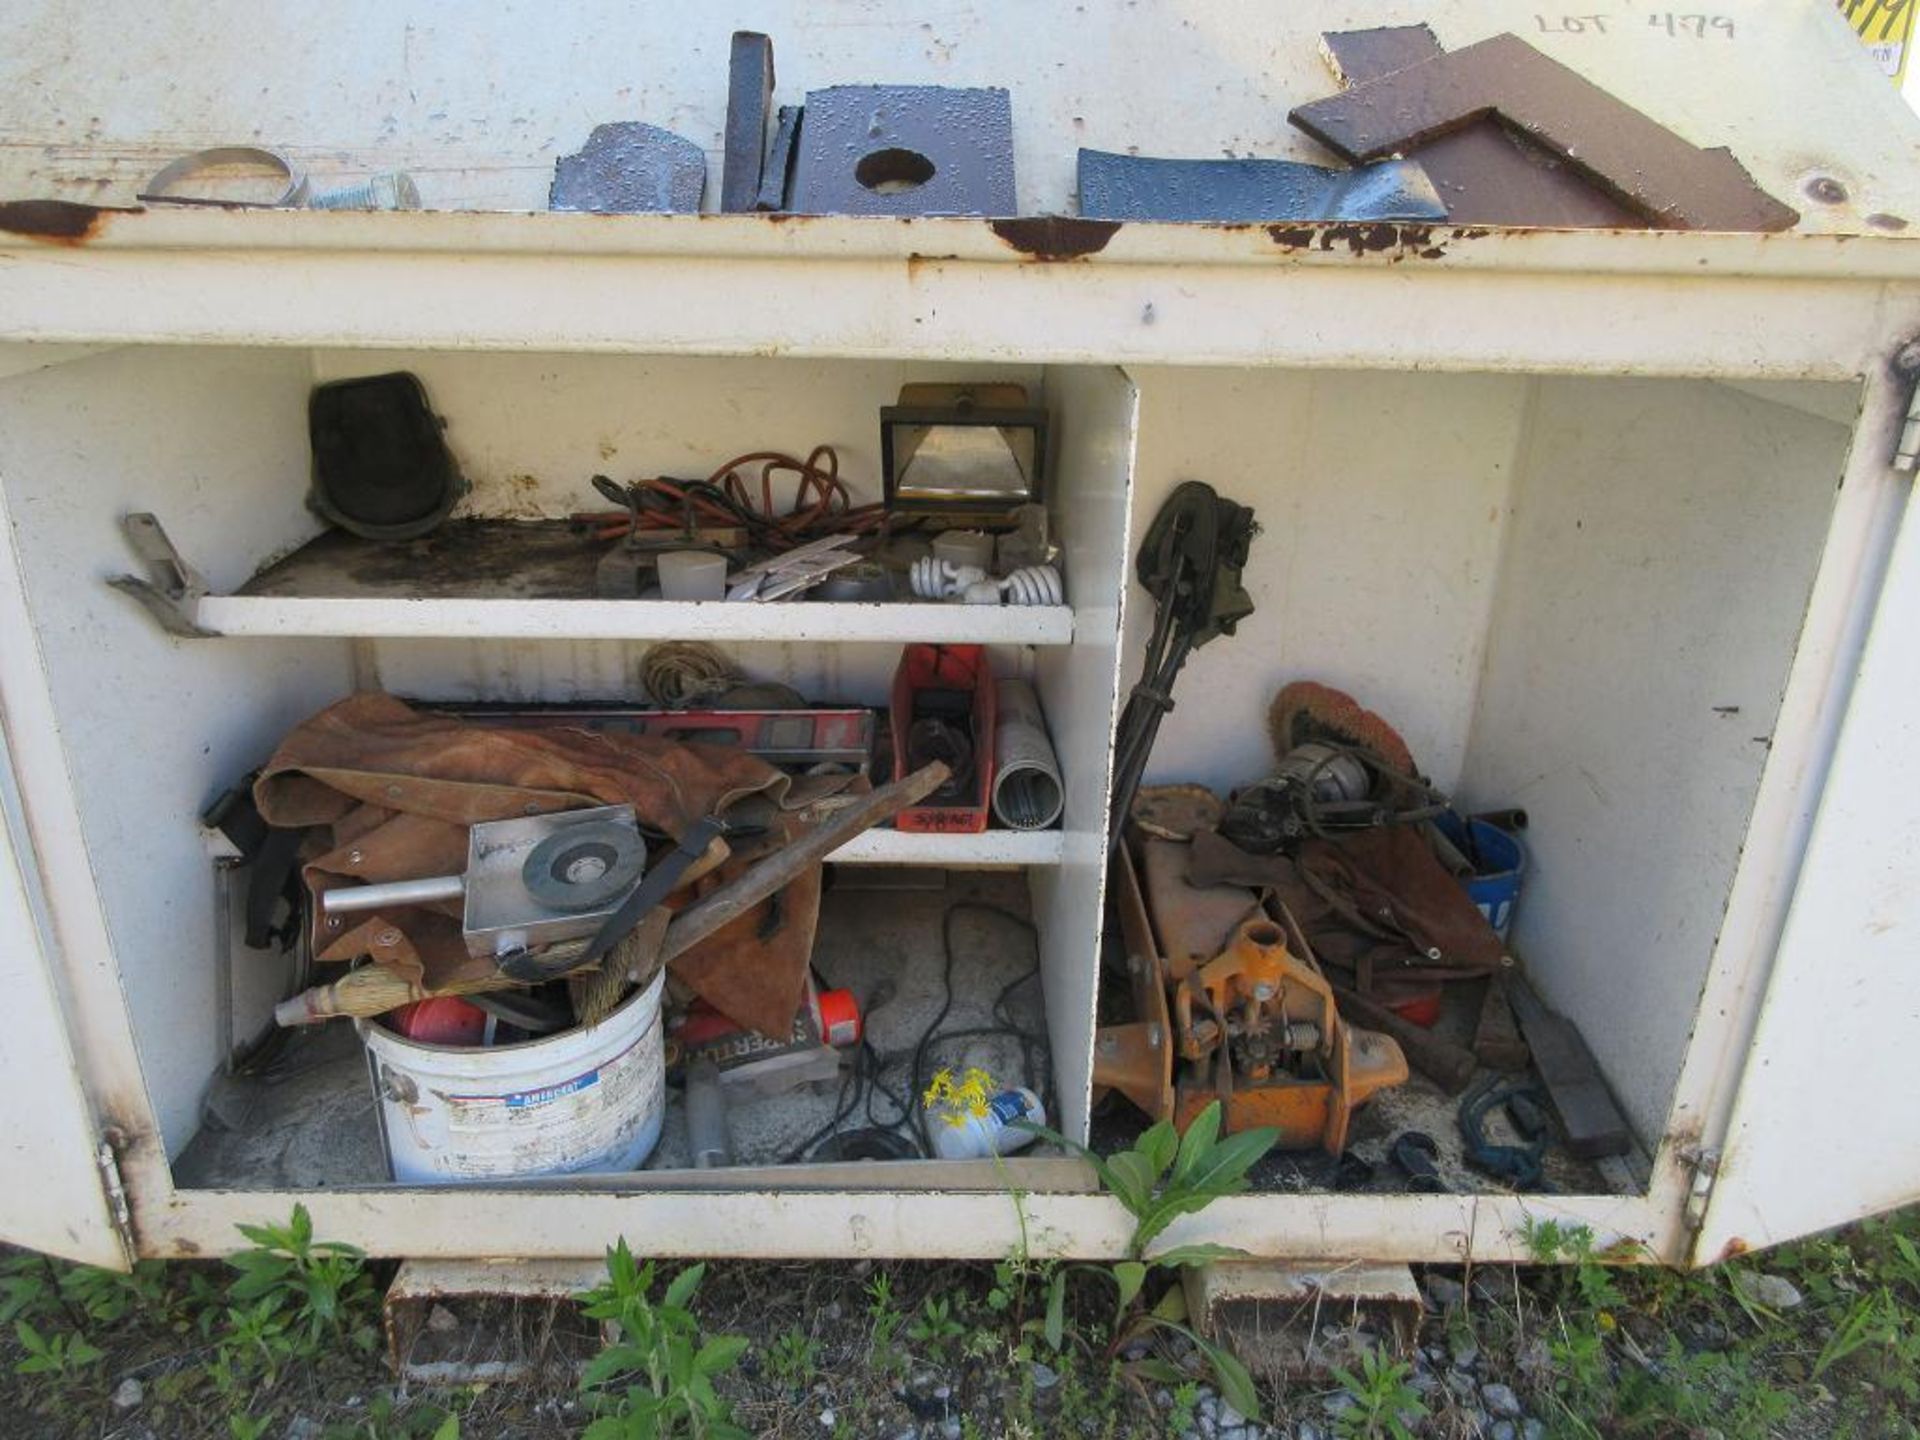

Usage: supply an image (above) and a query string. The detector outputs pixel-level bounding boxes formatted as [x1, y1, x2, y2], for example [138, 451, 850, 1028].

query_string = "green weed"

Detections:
[865, 1269, 909, 1379]
[1017, 1101, 1275, 1425]
[764, 1323, 819, 1391]
[908, 1293, 966, 1358]
[1330, 1348, 1425, 1440]
[11, 1318, 102, 1377]
[228, 1202, 376, 1349]
[579, 1241, 749, 1440]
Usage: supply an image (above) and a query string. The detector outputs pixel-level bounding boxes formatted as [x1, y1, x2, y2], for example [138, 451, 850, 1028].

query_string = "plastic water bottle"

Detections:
[928, 1086, 1047, 1161]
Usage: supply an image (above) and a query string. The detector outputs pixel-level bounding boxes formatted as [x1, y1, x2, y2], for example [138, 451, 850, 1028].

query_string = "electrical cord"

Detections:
[578, 446, 890, 550]
[907, 901, 1053, 1157]
[785, 900, 1053, 1163]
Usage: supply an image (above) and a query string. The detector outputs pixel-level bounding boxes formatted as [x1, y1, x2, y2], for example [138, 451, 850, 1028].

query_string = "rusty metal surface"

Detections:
[1139, 838, 1259, 981]
[722, 32, 775, 213]
[790, 85, 1014, 217]
[1130, 784, 1224, 842]
[385, 1258, 607, 1385]
[1174, 1083, 1333, 1147]
[1092, 1022, 1169, 1120]
[1294, 32, 1798, 232]
[1100, 841, 1175, 1120]
[1472, 964, 1531, 1072]
[549, 122, 705, 214]
[1182, 1259, 1421, 1378]
[1320, 25, 1641, 230]
[1077, 149, 1445, 224]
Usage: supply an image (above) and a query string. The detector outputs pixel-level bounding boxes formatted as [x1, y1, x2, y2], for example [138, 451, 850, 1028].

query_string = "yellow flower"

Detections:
[922, 1068, 956, 1107]
[923, 1065, 998, 1126]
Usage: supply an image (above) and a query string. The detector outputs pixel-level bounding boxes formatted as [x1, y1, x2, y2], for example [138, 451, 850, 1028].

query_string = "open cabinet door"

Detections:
[1692, 489, 1920, 1263]
[0, 758, 131, 1269]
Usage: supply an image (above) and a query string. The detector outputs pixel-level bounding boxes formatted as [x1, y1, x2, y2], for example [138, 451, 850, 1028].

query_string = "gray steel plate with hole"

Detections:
[789, 85, 1015, 217]
[463, 804, 644, 956]
[1076, 149, 1446, 224]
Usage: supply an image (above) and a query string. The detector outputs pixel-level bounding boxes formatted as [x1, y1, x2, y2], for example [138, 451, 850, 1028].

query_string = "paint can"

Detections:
[358, 969, 666, 1183]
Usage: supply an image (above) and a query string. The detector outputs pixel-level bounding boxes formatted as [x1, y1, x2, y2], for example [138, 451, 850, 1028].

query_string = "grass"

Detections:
[6, 1205, 1920, 1437]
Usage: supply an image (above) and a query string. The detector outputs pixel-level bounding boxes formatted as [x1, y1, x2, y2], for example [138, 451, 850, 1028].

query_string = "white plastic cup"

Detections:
[932, 530, 995, 571]
[658, 550, 727, 601]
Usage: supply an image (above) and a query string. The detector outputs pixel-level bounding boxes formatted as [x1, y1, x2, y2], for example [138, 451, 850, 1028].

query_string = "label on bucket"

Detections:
[415, 1029, 662, 1177]
[504, 1071, 600, 1109]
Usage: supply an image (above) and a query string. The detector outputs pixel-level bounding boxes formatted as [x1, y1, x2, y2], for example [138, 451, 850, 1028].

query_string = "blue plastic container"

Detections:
[1435, 814, 1526, 940]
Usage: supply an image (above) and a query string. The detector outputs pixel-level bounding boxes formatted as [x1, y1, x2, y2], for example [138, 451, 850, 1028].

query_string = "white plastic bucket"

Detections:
[358, 970, 666, 1183]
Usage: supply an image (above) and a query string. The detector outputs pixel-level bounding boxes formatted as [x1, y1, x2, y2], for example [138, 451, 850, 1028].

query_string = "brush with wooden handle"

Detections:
[274, 761, 951, 1027]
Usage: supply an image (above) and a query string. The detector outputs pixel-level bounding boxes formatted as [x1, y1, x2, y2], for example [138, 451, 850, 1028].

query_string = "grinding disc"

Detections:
[522, 820, 646, 912]
[1130, 784, 1224, 842]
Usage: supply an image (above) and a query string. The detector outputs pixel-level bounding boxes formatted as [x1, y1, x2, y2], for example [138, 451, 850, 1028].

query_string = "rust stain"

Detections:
[906, 251, 960, 276]
[172, 1238, 202, 1256]
[988, 216, 1121, 260]
[0, 198, 124, 245]
[1265, 221, 1447, 257]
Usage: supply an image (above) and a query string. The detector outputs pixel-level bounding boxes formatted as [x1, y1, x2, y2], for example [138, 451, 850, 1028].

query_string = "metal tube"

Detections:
[684, 1057, 732, 1169]
[991, 678, 1064, 831]
[213, 861, 236, 1072]
[322, 874, 466, 915]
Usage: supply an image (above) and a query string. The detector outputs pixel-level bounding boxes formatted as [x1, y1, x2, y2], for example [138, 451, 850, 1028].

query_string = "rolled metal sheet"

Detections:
[991, 678, 1064, 831]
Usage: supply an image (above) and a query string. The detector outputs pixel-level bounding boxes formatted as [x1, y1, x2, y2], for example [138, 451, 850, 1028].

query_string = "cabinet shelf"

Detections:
[198, 522, 1073, 645]
[827, 828, 1064, 867]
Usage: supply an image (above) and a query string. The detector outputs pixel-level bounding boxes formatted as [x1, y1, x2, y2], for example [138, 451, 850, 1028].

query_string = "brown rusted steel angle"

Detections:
[1319, 25, 1641, 229]
[1295, 31, 1797, 231]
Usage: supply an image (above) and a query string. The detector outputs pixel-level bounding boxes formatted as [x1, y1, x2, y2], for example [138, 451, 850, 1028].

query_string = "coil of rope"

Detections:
[577, 446, 890, 552]
[638, 642, 740, 708]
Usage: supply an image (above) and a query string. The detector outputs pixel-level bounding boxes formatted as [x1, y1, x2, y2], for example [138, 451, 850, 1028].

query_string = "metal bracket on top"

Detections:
[107, 512, 214, 638]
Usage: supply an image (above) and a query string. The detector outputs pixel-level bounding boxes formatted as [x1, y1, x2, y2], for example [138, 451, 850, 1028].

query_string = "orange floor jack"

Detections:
[1093, 837, 1408, 1152]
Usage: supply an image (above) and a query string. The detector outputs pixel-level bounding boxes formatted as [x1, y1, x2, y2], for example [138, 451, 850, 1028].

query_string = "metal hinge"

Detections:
[95, 1139, 136, 1255]
[106, 512, 214, 638]
[1891, 340, 1920, 472]
[1679, 1145, 1720, 1232]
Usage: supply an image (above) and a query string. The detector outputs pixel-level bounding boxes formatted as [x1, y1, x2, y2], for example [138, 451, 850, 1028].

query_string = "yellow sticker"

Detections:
[1839, 0, 1917, 83]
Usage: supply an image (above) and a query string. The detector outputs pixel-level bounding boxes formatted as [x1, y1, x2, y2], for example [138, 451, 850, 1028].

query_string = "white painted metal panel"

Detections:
[0, 736, 127, 1268]
[1461, 377, 1852, 1146]
[0, 346, 353, 1156]
[1124, 367, 1529, 795]
[0, 0, 1916, 1269]
[196, 596, 1072, 645]
[1695, 479, 1920, 1260]
[1031, 365, 1138, 1142]
[0, 239, 1898, 383]
[831, 829, 1061, 867]
[139, 1177, 1662, 1266]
